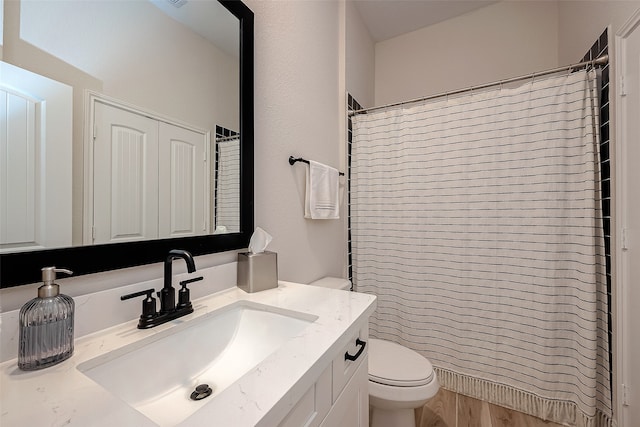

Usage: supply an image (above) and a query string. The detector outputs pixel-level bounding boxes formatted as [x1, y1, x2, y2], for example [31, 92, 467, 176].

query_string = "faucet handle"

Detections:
[121, 288, 155, 301]
[177, 276, 202, 311]
[180, 276, 203, 287]
[121, 288, 157, 328]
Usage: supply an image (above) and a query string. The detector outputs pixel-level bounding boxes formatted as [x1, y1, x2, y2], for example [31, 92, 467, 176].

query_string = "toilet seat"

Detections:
[368, 338, 434, 387]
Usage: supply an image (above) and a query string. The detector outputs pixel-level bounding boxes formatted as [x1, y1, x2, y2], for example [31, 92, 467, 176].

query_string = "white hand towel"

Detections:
[305, 160, 339, 219]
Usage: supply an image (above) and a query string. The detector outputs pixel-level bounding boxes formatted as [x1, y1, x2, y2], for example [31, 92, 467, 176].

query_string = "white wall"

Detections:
[232, 0, 347, 285]
[346, 0, 375, 108]
[372, 1, 639, 107]
[374, 1, 559, 106]
[15, 0, 238, 132]
[557, 1, 639, 64]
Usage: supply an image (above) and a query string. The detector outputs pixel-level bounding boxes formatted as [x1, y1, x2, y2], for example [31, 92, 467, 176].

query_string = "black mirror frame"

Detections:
[0, 0, 254, 288]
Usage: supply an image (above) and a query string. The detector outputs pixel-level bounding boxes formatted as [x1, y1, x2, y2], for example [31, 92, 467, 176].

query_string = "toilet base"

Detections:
[370, 407, 416, 427]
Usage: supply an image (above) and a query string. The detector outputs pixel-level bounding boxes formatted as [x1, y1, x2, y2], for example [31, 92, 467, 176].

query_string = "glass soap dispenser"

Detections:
[18, 267, 75, 371]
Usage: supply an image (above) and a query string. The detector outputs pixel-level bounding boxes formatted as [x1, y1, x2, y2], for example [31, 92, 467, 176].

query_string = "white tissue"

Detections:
[249, 227, 273, 254]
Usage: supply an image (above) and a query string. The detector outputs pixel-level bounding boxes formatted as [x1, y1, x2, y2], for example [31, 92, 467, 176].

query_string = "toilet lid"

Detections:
[368, 338, 434, 387]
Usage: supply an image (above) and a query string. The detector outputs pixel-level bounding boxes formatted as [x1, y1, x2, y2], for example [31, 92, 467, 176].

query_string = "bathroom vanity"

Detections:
[0, 281, 375, 426]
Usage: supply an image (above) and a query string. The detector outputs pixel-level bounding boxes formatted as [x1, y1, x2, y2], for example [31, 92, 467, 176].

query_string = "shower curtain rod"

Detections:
[215, 134, 240, 142]
[349, 55, 608, 116]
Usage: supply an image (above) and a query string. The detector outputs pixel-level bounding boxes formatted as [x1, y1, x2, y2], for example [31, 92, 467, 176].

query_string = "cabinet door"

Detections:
[278, 365, 332, 427]
[93, 102, 159, 243]
[321, 354, 369, 427]
[158, 122, 207, 238]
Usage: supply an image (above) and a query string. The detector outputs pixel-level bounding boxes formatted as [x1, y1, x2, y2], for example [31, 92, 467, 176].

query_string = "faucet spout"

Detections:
[164, 249, 196, 287]
[161, 249, 197, 313]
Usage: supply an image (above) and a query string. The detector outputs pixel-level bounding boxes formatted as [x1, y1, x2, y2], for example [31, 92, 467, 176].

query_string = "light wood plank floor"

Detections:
[415, 388, 565, 427]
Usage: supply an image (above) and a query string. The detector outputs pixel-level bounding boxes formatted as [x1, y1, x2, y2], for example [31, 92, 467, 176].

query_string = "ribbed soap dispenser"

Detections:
[18, 267, 75, 371]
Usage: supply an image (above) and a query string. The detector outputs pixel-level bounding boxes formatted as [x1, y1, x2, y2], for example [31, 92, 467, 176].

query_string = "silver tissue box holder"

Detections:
[237, 251, 278, 293]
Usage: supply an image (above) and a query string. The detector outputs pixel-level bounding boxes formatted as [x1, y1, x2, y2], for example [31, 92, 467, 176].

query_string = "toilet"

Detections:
[308, 277, 440, 427]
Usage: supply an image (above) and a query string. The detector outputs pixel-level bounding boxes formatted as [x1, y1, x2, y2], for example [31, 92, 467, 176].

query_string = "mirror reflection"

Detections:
[214, 127, 240, 234]
[1, 0, 240, 253]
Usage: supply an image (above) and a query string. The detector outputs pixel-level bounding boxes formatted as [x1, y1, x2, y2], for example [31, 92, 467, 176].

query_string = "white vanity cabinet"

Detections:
[0, 282, 376, 427]
[278, 322, 370, 427]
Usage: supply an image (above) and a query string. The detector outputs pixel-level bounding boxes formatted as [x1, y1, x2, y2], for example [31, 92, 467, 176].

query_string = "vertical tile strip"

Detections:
[347, 94, 362, 289]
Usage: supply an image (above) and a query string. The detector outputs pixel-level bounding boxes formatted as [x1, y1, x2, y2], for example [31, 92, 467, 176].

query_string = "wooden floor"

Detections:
[415, 388, 565, 427]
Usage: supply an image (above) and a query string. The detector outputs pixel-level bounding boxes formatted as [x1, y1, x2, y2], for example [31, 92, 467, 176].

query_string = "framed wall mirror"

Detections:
[0, 0, 254, 287]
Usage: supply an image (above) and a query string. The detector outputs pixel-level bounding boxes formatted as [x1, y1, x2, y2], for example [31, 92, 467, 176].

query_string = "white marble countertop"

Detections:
[0, 281, 376, 427]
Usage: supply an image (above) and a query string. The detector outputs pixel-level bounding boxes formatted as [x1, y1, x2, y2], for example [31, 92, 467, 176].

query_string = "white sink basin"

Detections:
[77, 300, 317, 426]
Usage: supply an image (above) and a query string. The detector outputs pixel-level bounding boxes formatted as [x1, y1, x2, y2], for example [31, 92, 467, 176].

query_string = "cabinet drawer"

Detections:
[279, 364, 332, 427]
[332, 324, 369, 402]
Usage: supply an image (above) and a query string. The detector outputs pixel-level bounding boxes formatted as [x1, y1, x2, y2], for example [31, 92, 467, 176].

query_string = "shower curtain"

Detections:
[215, 137, 240, 233]
[351, 70, 612, 427]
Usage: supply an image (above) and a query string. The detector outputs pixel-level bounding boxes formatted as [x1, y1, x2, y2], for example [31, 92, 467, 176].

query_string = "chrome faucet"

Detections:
[121, 249, 202, 329]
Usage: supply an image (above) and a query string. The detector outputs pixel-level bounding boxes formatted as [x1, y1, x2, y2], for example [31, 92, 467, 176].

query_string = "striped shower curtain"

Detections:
[215, 137, 240, 233]
[351, 70, 612, 427]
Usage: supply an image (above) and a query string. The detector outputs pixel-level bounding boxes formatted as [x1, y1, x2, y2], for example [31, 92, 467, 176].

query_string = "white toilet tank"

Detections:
[308, 277, 351, 291]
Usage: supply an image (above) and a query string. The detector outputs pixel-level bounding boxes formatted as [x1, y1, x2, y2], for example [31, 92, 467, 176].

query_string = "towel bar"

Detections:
[288, 156, 344, 176]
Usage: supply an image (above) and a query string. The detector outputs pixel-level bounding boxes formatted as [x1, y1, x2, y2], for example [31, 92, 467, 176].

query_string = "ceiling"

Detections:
[352, 0, 498, 42]
[153, 0, 498, 52]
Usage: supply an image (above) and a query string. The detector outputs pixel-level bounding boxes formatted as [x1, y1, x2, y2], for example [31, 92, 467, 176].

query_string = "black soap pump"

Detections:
[18, 267, 75, 371]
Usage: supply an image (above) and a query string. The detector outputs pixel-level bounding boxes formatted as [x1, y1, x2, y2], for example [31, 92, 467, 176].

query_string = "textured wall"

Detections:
[374, 1, 559, 106]
[346, 0, 375, 109]
[245, 0, 347, 284]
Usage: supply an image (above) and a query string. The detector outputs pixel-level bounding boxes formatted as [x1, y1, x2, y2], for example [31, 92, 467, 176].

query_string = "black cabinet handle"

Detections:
[344, 338, 367, 361]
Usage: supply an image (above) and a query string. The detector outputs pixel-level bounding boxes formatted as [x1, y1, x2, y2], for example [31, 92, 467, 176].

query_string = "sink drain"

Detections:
[190, 384, 213, 401]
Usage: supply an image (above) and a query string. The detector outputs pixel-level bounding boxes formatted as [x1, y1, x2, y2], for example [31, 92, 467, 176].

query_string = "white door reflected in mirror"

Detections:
[0, 61, 72, 253]
[88, 96, 208, 245]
